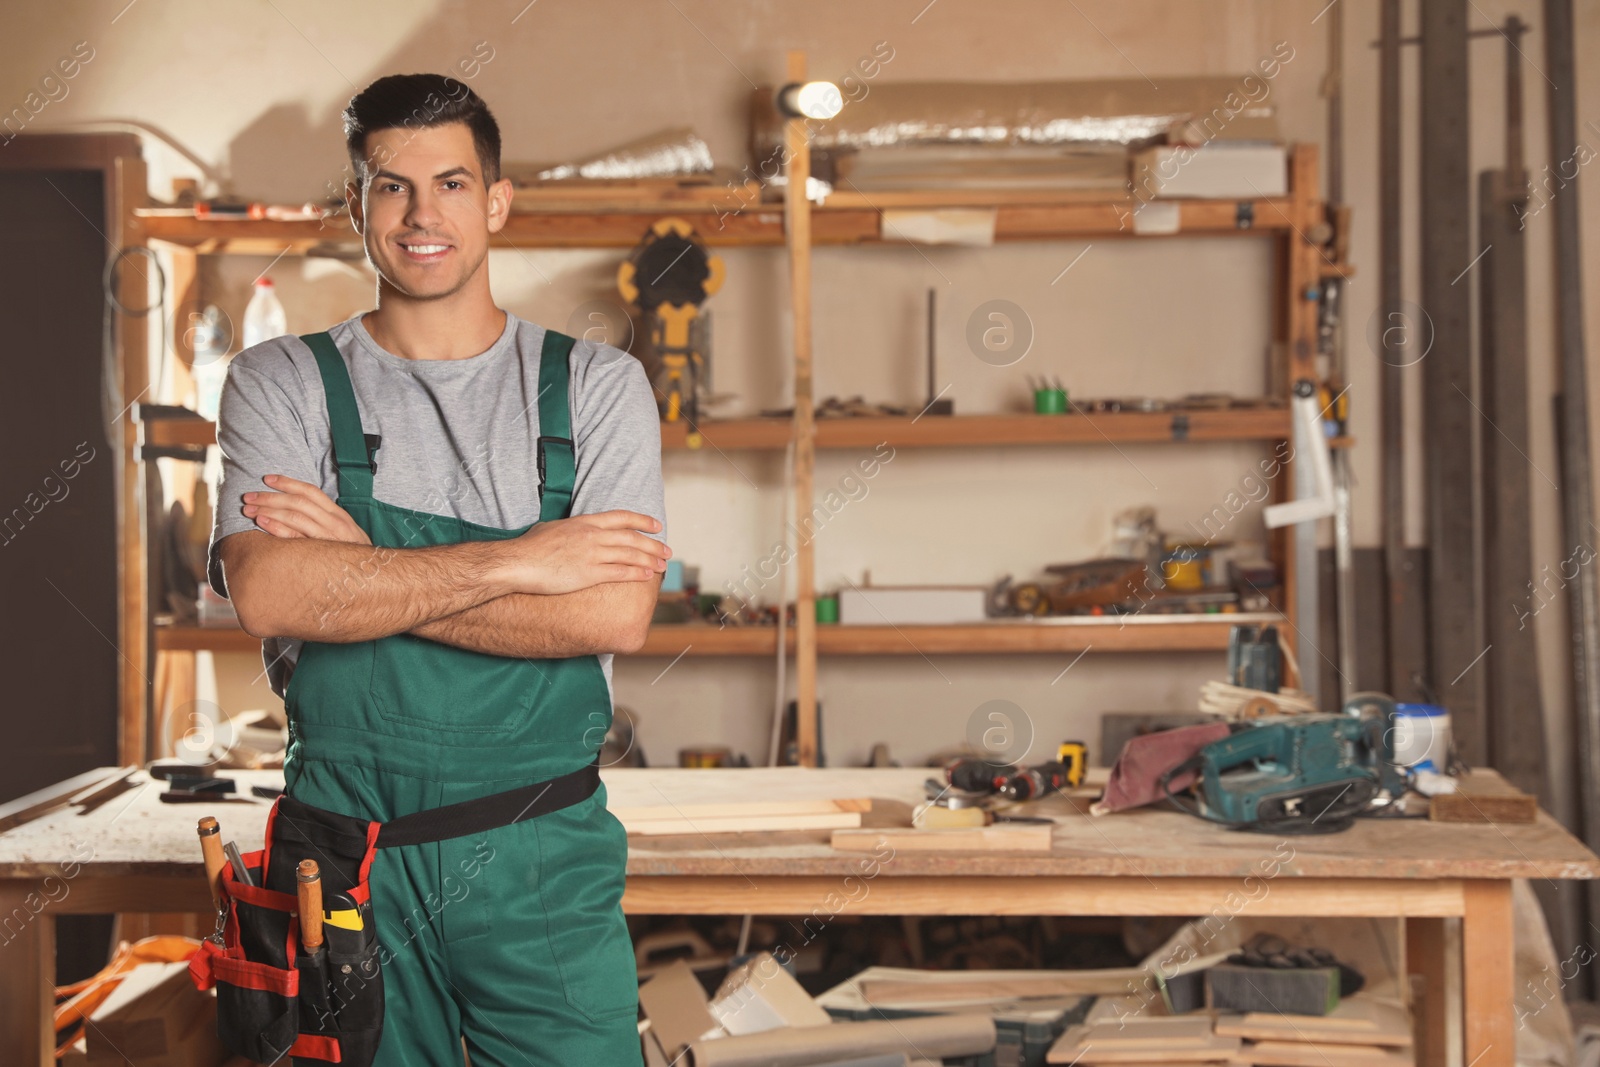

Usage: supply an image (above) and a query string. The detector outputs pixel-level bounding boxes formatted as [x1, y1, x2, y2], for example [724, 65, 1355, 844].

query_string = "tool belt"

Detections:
[188, 757, 601, 1065]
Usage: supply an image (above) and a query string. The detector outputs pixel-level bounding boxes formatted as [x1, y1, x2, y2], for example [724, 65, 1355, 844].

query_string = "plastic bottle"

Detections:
[242, 276, 288, 350]
[191, 304, 231, 421]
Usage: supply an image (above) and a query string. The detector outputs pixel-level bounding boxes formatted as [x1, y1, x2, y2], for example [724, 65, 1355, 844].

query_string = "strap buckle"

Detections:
[536, 434, 573, 499]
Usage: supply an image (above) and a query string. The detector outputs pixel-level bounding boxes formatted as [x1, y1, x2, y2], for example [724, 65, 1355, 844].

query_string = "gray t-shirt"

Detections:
[207, 309, 667, 702]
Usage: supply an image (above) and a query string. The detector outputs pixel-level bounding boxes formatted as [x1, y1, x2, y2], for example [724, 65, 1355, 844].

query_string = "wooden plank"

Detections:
[628, 812, 861, 836]
[1048, 1023, 1239, 1064]
[0, 768, 127, 834]
[1073, 1018, 1217, 1047]
[1215, 998, 1413, 1046]
[1428, 773, 1537, 824]
[613, 798, 870, 821]
[860, 970, 1148, 1006]
[1241, 1041, 1412, 1067]
[1420, 0, 1484, 764]
[830, 825, 1053, 852]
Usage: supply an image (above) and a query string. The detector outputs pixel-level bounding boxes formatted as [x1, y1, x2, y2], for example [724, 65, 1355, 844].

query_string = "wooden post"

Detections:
[0, 884, 54, 1067]
[1420, 0, 1484, 764]
[1403, 916, 1452, 1067]
[1462, 881, 1515, 1067]
[115, 156, 151, 766]
[783, 51, 818, 766]
[1277, 144, 1322, 673]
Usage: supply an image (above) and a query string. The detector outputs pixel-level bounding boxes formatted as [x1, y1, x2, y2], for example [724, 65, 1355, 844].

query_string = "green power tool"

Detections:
[1164, 707, 1408, 834]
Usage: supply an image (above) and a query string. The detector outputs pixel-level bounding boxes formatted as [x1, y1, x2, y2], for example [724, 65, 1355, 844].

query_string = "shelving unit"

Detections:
[118, 56, 1330, 767]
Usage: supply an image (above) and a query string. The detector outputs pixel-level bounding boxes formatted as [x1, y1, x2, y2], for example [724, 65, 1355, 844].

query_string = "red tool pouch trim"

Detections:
[291, 1033, 345, 1062]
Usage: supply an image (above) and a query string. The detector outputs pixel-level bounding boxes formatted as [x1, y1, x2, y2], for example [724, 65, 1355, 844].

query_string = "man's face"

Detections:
[349, 121, 511, 301]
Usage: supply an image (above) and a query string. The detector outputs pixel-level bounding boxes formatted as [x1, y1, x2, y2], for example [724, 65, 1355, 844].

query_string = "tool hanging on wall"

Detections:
[618, 217, 725, 435]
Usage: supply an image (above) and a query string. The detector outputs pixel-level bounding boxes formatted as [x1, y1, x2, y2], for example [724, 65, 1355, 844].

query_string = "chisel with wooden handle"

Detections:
[297, 860, 324, 951]
[197, 817, 227, 909]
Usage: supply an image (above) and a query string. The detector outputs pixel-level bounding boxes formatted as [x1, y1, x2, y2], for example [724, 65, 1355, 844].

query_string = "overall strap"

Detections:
[536, 328, 578, 522]
[301, 331, 375, 500]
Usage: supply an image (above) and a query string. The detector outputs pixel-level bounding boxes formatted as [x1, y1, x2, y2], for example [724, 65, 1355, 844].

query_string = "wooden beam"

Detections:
[621, 875, 1468, 917]
[785, 51, 818, 767]
[115, 155, 151, 767]
[1420, 0, 1484, 762]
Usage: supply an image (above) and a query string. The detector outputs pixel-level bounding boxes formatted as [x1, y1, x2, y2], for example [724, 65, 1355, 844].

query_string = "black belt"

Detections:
[277, 756, 602, 850]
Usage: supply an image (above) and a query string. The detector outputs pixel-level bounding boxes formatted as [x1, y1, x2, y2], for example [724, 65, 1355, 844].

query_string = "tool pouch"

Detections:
[188, 798, 384, 1066]
[187, 757, 599, 1063]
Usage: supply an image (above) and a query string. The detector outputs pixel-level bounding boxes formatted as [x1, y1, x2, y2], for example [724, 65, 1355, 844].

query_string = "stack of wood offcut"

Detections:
[1046, 997, 1414, 1067]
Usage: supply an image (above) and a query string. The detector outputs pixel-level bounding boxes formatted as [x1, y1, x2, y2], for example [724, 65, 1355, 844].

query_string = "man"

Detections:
[208, 73, 667, 1066]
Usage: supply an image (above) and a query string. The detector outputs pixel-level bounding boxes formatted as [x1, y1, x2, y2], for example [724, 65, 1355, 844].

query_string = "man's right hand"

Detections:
[490, 510, 670, 596]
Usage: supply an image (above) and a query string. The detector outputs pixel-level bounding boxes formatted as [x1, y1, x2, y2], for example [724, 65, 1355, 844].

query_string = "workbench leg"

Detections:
[1462, 881, 1515, 1067]
[0, 881, 55, 1067]
[1405, 916, 1452, 1067]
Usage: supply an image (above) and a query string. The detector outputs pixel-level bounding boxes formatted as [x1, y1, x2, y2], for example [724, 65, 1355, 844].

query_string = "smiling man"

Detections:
[207, 74, 666, 1066]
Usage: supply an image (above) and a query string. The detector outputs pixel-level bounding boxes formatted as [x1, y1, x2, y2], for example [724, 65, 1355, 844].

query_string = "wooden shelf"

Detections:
[155, 622, 791, 657]
[813, 408, 1288, 448]
[144, 409, 1290, 453]
[135, 191, 1303, 255]
[128, 126, 1324, 768]
[155, 624, 258, 653]
[145, 416, 796, 451]
[154, 615, 1264, 657]
[815, 615, 1276, 655]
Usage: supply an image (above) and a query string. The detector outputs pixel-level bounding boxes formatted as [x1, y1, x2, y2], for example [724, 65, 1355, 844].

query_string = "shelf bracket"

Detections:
[1235, 202, 1255, 229]
[1170, 413, 1190, 441]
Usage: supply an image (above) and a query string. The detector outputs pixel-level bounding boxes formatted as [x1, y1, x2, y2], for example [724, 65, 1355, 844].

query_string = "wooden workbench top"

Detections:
[2, 767, 1596, 882]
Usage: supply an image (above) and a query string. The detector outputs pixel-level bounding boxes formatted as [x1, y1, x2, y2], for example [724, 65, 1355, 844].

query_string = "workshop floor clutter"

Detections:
[637, 946, 1421, 1067]
[52, 939, 236, 1067]
[640, 952, 1105, 1067]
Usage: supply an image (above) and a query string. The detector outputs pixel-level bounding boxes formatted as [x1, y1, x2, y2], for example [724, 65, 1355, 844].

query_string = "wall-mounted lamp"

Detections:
[775, 81, 844, 120]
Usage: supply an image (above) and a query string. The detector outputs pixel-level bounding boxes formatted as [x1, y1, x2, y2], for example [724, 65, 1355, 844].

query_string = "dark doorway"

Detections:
[0, 135, 136, 984]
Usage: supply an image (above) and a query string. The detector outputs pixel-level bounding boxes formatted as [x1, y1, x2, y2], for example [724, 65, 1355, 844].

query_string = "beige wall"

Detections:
[5, 1, 1598, 816]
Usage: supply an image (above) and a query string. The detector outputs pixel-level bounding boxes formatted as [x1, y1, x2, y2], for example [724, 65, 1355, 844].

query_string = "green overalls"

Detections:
[282, 329, 643, 1067]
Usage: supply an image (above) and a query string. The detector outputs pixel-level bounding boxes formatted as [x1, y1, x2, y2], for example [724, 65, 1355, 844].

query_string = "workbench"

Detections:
[3, 766, 1595, 1067]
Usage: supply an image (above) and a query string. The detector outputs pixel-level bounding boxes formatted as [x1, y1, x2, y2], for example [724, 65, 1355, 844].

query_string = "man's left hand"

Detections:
[242, 475, 371, 545]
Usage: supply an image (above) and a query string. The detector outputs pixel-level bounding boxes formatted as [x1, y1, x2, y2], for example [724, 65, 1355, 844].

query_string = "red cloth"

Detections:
[1096, 721, 1233, 813]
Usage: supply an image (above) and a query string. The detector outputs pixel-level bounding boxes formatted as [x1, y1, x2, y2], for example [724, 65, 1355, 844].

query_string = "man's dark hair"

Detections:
[342, 73, 502, 186]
